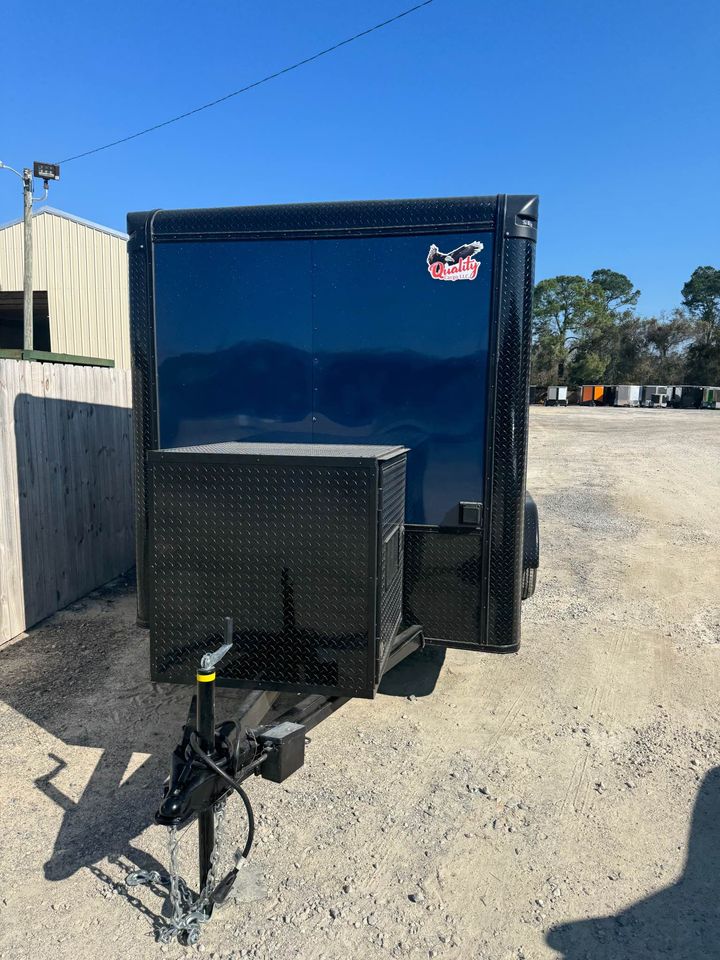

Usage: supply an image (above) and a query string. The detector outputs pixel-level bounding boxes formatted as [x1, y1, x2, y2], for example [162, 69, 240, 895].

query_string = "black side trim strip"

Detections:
[481, 224, 536, 647]
[128, 210, 160, 625]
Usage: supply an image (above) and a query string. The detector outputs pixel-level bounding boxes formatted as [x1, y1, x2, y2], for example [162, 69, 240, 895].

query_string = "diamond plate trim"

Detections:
[403, 530, 482, 644]
[152, 197, 498, 239]
[483, 236, 536, 648]
[377, 456, 406, 676]
[148, 449, 407, 698]
[128, 217, 157, 624]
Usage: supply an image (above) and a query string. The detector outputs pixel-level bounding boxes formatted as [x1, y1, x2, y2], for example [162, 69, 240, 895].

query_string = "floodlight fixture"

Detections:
[33, 161, 60, 181]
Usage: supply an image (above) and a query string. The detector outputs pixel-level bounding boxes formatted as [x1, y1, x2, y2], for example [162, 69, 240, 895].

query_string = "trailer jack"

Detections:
[128, 620, 308, 945]
[127, 619, 423, 945]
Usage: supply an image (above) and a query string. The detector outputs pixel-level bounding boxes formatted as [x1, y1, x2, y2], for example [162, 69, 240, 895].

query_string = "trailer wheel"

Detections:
[521, 565, 537, 600]
[522, 493, 540, 600]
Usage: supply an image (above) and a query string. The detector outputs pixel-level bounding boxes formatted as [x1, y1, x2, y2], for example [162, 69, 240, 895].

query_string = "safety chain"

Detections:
[127, 797, 229, 946]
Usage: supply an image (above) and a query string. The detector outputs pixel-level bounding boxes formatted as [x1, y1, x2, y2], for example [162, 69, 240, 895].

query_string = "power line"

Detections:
[59, 0, 434, 164]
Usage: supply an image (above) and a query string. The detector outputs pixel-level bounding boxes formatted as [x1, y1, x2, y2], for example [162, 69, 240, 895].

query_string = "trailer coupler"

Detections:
[155, 713, 306, 827]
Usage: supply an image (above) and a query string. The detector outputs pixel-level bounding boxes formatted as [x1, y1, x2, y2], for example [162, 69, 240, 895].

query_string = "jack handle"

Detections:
[200, 617, 234, 672]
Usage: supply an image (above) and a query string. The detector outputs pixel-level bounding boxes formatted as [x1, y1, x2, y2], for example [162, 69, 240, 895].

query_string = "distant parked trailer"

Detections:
[581, 384, 604, 405]
[546, 385, 567, 406]
[642, 385, 668, 407]
[702, 386, 720, 409]
[666, 385, 681, 407]
[581, 384, 615, 406]
[529, 385, 548, 405]
[602, 386, 617, 406]
[667, 385, 703, 409]
[614, 384, 641, 407]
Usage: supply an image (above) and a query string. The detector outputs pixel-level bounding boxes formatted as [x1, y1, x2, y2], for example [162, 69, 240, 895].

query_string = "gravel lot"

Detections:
[1, 406, 719, 960]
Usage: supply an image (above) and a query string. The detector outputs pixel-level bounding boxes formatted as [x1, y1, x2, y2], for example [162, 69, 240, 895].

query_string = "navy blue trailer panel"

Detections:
[153, 231, 493, 527]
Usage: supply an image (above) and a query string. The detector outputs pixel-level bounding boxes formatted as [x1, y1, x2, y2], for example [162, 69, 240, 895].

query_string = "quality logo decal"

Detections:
[427, 240, 484, 281]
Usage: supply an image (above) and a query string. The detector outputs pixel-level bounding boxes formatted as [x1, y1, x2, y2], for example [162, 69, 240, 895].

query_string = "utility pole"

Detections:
[22, 168, 34, 350]
[0, 160, 60, 352]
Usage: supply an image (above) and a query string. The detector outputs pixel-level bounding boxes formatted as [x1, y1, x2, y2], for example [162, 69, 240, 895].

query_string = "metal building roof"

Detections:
[0, 205, 128, 240]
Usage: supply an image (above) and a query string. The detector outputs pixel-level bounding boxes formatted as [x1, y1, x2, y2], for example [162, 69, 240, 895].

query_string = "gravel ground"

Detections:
[1, 406, 719, 960]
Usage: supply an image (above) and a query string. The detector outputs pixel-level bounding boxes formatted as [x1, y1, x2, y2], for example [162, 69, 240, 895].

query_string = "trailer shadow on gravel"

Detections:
[378, 643, 446, 697]
[546, 766, 720, 960]
[1, 585, 187, 887]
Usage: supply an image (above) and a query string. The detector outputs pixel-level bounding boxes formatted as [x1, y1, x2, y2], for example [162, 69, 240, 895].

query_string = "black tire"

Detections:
[521, 566, 537, 600]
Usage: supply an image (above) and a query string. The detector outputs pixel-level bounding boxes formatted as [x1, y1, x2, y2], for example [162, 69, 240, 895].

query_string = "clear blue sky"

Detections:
[1, 0, 718, 316]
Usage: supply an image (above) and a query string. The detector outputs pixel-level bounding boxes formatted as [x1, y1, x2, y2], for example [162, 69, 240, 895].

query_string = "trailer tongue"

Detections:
[125, 194, 540, 943]
[128, 621, 424, 944]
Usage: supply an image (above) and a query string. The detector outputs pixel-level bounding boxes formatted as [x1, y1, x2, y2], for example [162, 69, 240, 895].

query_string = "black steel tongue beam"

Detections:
[146, 620, 424, 937]
[155, 622, 424, 830]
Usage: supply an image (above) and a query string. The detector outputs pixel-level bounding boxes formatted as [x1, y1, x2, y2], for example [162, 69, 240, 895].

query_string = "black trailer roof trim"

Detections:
[129, 195, 537, 242]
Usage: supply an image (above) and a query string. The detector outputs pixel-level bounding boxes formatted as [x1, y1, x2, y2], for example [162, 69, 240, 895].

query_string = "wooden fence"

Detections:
[0, 359, 133, 643]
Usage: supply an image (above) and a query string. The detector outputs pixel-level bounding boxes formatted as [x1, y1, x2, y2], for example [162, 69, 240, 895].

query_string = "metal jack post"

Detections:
[196, 617, 234, 888]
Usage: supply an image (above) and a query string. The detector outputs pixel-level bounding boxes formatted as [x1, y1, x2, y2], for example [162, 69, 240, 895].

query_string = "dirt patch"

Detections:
[1, 407, 719, 960]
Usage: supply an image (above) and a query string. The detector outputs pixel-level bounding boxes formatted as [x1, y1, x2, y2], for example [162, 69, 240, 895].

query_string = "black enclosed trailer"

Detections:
[529, 384, 548, 405]
[668, 385, 703, 409]
[126, 195, 540, 943]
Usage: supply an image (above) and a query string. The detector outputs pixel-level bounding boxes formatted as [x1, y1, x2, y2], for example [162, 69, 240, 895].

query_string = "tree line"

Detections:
[531, 265, 720, 387]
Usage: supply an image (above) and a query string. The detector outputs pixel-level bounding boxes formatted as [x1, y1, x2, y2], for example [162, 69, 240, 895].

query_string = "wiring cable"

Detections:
[58, 1, 434, 164]
[188, 732, 262, 861]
